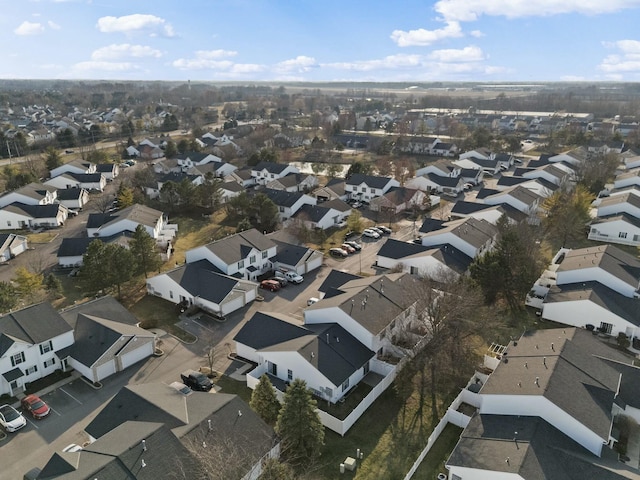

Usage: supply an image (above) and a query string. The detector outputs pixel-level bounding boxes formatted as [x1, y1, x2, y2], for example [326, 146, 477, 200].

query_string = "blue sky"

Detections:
[3, 0, 640, 82]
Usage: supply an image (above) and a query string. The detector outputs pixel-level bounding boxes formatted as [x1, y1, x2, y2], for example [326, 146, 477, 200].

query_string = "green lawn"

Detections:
[167, 214, 234, 266]
[129, 295, 196, 342]
[216, 375, 253, 404]
[410, 423, 463, 479]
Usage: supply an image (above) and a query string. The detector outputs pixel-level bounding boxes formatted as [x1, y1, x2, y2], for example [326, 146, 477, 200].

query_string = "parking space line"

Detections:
[49, 407, 61, 416]
[192, 318, 216, 333]
[59, 387, 83, 405]
[25, 417, 39, 430]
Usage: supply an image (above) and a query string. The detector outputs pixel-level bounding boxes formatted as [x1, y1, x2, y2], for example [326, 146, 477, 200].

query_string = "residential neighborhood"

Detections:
[1, 81, 640, 480]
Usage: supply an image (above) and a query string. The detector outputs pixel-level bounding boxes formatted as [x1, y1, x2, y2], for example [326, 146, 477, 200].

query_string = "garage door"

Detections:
[305, 254, 323, 273]
[221, 295, 245, 316]
[10, 241, 27, 257]
[120, 343, 153, 370]
[95, 359, 116, 381]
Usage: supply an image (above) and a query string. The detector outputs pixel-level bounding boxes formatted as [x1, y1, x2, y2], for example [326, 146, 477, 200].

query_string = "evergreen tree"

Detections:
[13, 266, 43, 300]
[250, 193, 279, 233]
[0, 282, 17, 313]
[129, 224, 163, 278]
[80, 240, 136, 298]
[117, 185, 135, 209]
[44, 147, 63, 171]
[250, 374, 281, 425]
[276, 378, 324, 468]
[44, 273, 63, 298]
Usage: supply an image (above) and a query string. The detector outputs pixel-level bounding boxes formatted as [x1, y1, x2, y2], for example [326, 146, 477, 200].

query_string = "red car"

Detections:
[21, 394, 50, 419]
[260, 279, 281, 292]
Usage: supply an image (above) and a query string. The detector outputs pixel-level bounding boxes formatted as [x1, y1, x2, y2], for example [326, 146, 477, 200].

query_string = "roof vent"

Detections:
[311, 352, 315, 358]
[141, 460, 146, 468]
[524, 362, 528, 369]
[543, 357, 547, 368]
[535, 377, 540, 387]
[142, 439, 147, 451]
[551, 342, 554, 351]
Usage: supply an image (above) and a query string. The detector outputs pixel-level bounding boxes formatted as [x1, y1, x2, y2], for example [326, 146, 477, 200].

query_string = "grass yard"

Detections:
[129, 295, 196, 342]
[409, 423, 463, 479]
[216, 375, 253, 404]
[167, 214, 234, 266]
[26, 231, 58, 243]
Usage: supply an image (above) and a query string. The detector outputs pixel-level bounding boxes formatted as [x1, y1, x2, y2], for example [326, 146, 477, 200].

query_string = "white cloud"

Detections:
[434, 0, 640, 22]
[274, 56, 318, 73]
[324, 54, 426, 72]
[96, 14, 175, 37]
[470, 30, 484, 38]
[390, 21, 462, 46]
[91, 44, 162, 61]
[172, 49, 241, 70]
[48, 20, 61, 30]
[428, 46, 485, 62]
[598, 40, 640, 73]
[14, 21, 44, 35]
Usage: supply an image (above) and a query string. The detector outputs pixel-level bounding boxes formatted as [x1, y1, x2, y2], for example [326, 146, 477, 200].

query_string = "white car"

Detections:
[362, 228, 380, 239]
[63, 444, 83, 453]
[275, 270, 304, 284]
[0, 404, 27, 432]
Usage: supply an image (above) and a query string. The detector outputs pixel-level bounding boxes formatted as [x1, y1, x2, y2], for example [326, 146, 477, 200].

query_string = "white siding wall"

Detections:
[480, 394, 606, 456]
[146, 275, 193, 304]
[556, 267, 636, 297]
[304, 307, 376, 351]
[96, 218, 157, 239]
[588, 220, 640, 246]
[421, 232, 476, 258]
[542, 300, 638, 338]
[447, 466, 524, 480]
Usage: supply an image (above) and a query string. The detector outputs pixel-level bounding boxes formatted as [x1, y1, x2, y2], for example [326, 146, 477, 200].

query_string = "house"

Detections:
[597, 192, 640, 219]
[369, 187, 427, 214]
[458, 147, 492, 161]
[396, 136, 440, 154]
[521, 163, 571, 187]
[317, 269, 362, 299]
[419, 217, 498, 258]
[185, 228, 277, 281]
[83, 384, 279, 480]
[87, 204, 172, 243]
[453, 156, 501, 175]
[0, 303, 74, 396]
[614, 169, 640, 191]
[406, 173, 465, 196]
[588, 214, 640, 247]
[458, 168, 484, 186]
[431, 141, 458, 156]
[447, 330, 640, 478]
[251, 161, 300, 185]
[37, 421, 206, 480]
[95, 163, 119, 181]
[304, 273, 422, 356]
[290, 199, 352, 230]
[414, 159, 460, 178]
[57, 234, 132, 268]
[345, 174, 400, 202]
[266, 172, 319, 193]
[230, 167, 257, 188]
[0, 202, 68, 229]
[56, 296, 153, 383]
[549, 147, 588, 166]
[260, 188, 316, 221]
[55, 187, 90, 210]
[187, 160, 237, 179]
[481, 184, 543, 219]
[450, 201, 512, 225]
[220, 180, 245, 203]
[45, 172, 107, 192]
[376, 239, 472, 279]
[270, 240, 324, 275]
[175, 151, 221, 168]
[50, 159, 95, 178]
[0, 233, 28, 262]
[152, 157, 181, 174]
[313, 178, 348, 202]
[138, 143, 165, 160]
[145, 172, 204, 199]
[146, 259, 259, 317]
[234, 312, 375, 404]
[0, 182, 57, 208]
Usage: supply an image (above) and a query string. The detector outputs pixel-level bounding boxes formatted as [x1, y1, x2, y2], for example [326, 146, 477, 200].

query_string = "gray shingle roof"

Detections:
[4, 202, 62, 218]
[55, 187, 86, 200]
[317, 269, 362, 294]
[165, 259, 239, 304]
[89, 204, 163, 230]
[0, 303, 71, 355]
[59, 296, 141, 328]
[201, 228, 275, 265]
[57, 233, 131, 258]
[260, 187, 305, 208]
[253, 161, 289, 174]
[345, 173, 394, 189]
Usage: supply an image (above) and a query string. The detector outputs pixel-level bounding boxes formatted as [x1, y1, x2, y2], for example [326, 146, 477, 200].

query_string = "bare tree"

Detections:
[91, 193, 116, 213]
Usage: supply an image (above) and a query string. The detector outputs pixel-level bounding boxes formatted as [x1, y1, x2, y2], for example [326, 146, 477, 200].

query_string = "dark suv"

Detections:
[180, 370, 213, 392]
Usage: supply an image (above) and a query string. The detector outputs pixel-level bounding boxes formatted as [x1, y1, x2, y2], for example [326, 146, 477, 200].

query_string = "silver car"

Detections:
[0, 404, 27, 432]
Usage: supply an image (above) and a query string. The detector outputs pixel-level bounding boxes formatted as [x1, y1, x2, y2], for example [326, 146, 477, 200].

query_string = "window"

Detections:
[363, 363, 370, 375]
[619, 232, 628, 239]
[410, 266, 419, 275]
[44, 358, 55, 368]
[342, 378, 350, 392]
[6, 221, 10, 227]
[268, 361, 277, 376]
[39, 341, 53, 355]
[370, 188, 375, 193]
[279, 206, 285, 212]
[634, 234, 640, 242]
[361, 187, 366, 192]
[26, 365, 38, 375]
[11, 352, 25, 367]
[287, 369, 293, 381]
[262, 251, 268, 259]
[169, 291, 173, 299]
[250, 255, 256, 264]
[237, 260, 245, 269]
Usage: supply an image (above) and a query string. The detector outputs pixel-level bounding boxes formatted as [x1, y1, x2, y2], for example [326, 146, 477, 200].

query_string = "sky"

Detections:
[3, 0, 640, 82]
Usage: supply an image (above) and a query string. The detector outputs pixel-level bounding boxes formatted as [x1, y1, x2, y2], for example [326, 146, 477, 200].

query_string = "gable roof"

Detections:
[377, 239, 472, 274]
[345, 173, 394, 189]
[88, 204, 163, 230]
[0, 303, 71, 355]
[306, 273, 421, 336]
[481, 328, 628, 440]
[198, 228, 275, 265]
[0, 182, 54, 201]
[317, 269, 362, 294]
[59, 295, 141, 328]
[165, 259, 240, 304]
[292, 203, 337, 223]
[272, 240, 315, 266]
[57, 233, 131, 258]
[422, 217, 498, 249]
[259, 187, 306, 208]
[55, 187, 87, 201]
[4, 202, 62, 218]
[253, 161, 289, 174]
[447, 414, 628, 479]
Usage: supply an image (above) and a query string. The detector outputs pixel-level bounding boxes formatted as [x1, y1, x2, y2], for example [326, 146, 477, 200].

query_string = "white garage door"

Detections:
[221, 295, 246, 316]
[120, 343, 153, 369]
[95, 359, 116, 381]
[10, 242, 27, 256]
[305, 255, 323, 273]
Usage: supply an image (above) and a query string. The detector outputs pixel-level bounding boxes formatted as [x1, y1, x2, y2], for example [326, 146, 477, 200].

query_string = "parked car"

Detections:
[375, 225, 392, 235]
[341, 243, 356, 254]
[180, 369, 213, 392]
[268, 276, 288, 288]
[21, 395, 50, 419]
[362, 228, 380, 239]
[344, 240, 362, 251]
[0, 404, 27, 432]
[274, 270, 304, 284]
[344, 230, 357, 240]
[307, 297, 320, 306]
[463, 182, 475, 191]
[170, 381, 193, 396]
[369, 227, 384, 236]
[329, 247, 348, 258]
[351, 201, 363, 208]
[260, 279, 281, 292]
